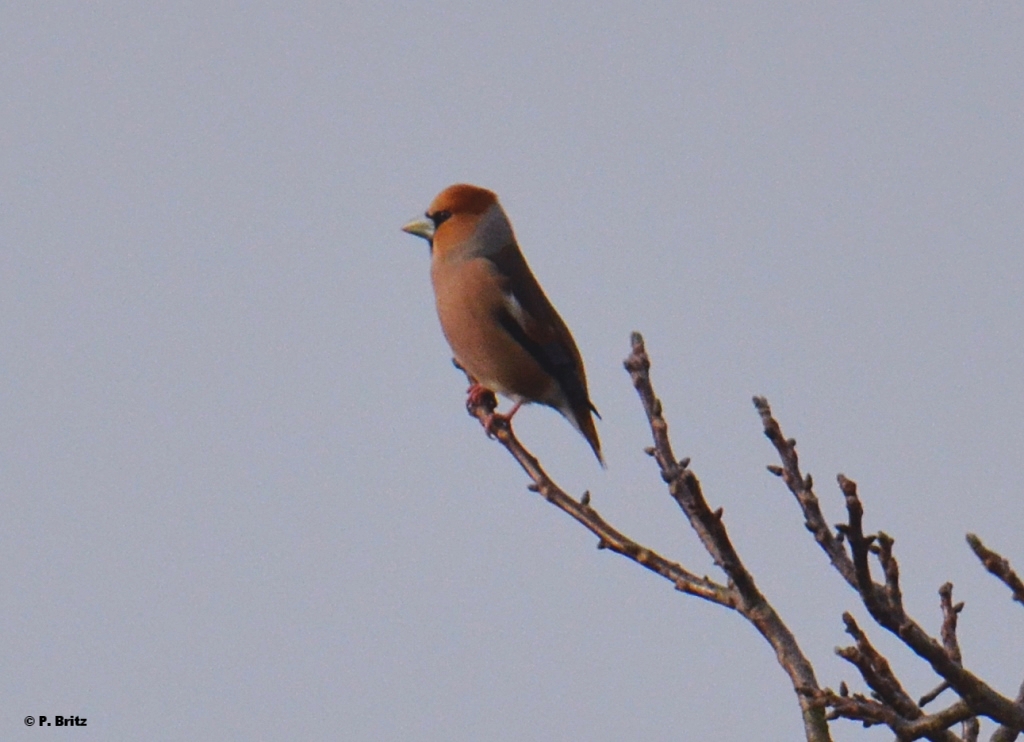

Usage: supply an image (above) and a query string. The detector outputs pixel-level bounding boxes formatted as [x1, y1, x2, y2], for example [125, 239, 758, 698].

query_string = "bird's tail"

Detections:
[566, 401, 604, 467]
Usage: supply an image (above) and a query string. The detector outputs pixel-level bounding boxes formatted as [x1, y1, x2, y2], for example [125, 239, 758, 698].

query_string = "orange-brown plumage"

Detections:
[403, 184, 603, 464]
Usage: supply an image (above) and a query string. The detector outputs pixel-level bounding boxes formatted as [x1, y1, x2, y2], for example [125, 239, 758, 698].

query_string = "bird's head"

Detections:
[402, 184, 513, 260]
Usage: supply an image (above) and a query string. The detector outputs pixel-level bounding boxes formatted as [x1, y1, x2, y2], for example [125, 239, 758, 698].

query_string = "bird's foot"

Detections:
[465, 387, 524, 439]
[482, 399, 523, 438]
[465, 385, 499, 436]
[482, 411, 510, 439]
[466, 383, 496, 409]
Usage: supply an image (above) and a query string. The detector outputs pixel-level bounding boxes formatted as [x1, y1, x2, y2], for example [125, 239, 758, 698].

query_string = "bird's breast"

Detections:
[430, 257, 554, 402]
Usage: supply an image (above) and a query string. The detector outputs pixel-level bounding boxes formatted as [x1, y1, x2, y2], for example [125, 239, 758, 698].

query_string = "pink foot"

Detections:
[466, 383, 494, 408]
[482, 399, 524, 437]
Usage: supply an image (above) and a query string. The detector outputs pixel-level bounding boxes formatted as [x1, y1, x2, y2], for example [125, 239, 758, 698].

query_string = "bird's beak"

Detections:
[401, 217, 435, 241]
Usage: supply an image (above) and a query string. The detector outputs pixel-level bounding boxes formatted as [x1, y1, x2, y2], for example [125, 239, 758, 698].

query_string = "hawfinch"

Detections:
[403, 184, 603, 465]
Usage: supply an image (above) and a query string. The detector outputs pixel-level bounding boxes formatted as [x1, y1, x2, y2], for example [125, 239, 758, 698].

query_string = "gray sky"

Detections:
[2, 3, 1022, 740]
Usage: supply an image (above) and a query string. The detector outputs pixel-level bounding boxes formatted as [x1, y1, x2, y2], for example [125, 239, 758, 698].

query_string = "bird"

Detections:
[402, 184, 603, 465]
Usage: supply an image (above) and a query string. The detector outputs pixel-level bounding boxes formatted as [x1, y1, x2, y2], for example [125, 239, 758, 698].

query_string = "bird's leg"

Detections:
[466, 382, 495, 408]
[457, 363, 504, 436]
[455, 358, 492, 407]
[482, 399, 523, 437]
[496, 399, 524, 421]
[456, 357, 494, 409]
[462, 381, 522, 438]
[466, 384, 502, 438]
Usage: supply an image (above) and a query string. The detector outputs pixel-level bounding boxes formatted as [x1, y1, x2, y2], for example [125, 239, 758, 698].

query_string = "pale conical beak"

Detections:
[401, 217, 435, 241]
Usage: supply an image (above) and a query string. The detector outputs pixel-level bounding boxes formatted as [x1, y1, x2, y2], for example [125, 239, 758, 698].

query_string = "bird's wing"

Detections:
[490, 245, 598, 416]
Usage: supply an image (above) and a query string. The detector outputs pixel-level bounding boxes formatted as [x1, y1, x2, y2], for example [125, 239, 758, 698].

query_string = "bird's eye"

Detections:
[429, 210, 452, 227]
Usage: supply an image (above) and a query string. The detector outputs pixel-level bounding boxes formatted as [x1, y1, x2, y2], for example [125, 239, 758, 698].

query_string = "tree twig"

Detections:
[836, 613, 919, 719]
[754, 396, 858, 588]
[623, 332, 830, 742]
[464, 385, 731, 606]
[938, 583, 979, 741]
[455, 335, 1022, 741]
[462, 334, 830, 741]
[966, 535, 1024, 608]
[830, 612, 967, 742]
[757, 400, 1024, 733]
[991, 679, 1024, 742]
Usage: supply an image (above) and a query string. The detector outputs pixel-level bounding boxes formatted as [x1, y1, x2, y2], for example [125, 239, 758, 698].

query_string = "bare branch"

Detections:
[625, 333, 829, 742]
[964, 718, 980, 742]
[464, 386, 731, 606]
[819, 690, 897, 730]
[845, 517, 1022, 726]
[876, 533, 903, 613]
[898, 701, 976, 742]
[966, 535, 1024, 608]
[938, 583, 965, 666]
[818, 685, 971, 742]
[827, 611, 981, 741]
[919, 681, 950, 707]
[757, 404, 1024, 731]
[836, 612, 920, 719]
[454, 335, 1023, 741]
[467, 335, 832, 740]
[754, 397, 859, 588]
[835, 475, 887, 615]
[991, 679, 1024, 742]
[625, 335, 751, 597]
[938, 583, 979, 741]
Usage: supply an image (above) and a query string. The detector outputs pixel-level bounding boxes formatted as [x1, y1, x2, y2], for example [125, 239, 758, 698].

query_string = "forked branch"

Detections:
[458, 333, 1021, 741]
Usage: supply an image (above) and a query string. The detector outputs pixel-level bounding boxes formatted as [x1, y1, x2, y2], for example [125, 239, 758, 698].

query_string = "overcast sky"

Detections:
[2, 3, 1023, 740]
